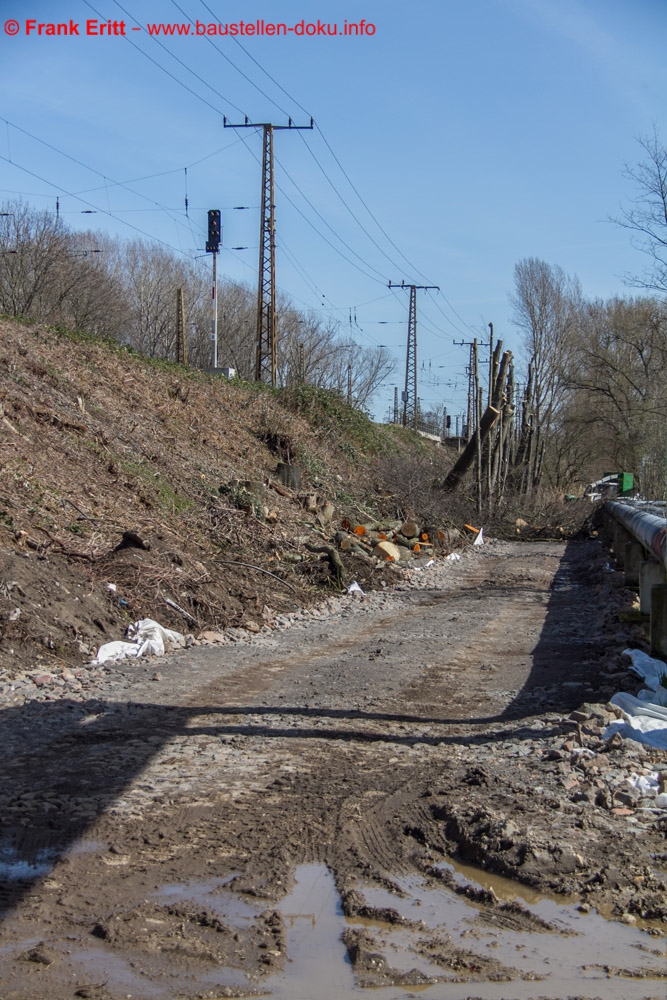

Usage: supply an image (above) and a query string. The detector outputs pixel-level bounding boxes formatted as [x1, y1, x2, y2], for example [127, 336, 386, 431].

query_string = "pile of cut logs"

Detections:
[332, 518, 460, 563]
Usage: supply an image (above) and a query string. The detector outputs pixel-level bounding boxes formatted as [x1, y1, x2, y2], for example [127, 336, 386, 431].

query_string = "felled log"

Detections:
[441, 406, 500, 491]
[374, 540, 402, 562]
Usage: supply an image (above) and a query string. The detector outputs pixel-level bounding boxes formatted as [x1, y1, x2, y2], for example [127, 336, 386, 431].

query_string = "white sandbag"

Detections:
[94, 618, 185, 664]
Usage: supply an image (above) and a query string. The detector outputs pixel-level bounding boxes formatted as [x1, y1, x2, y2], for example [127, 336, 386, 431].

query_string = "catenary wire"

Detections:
[106, 1, 420, 291]
[0, 152, 207, 266]
[103, 0, 250, 118]
[165, 10, 480, 338]
[84, 0, 393, 289]
[0, 116, 206, 244]
[169, 0, 293, 118]
[80, 0, 241, 118]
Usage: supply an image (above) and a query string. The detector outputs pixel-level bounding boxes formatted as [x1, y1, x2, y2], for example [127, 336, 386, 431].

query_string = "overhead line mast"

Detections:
[389, 281, 439, 429]
[224, 116, 314, 385]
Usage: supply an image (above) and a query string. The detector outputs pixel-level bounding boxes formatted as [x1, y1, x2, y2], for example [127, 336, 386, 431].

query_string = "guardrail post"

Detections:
[650, 584, 667, 657]
[613, 525, 632, 569]
[624, 540, 644, 587]
[640, 559, 665, 615]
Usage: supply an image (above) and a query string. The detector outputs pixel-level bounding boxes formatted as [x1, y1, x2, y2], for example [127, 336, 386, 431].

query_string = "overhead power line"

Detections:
[97, 0, 395, 290]
[31, 0, 477, 353]
[183, 15, 480, 338]
[0, 152, 205, 265]
[104, 0, 250, 117]
[0, 115, 205, 245]
[105, 0, 414, 288]
[81, 0, 242, 117]
[170, 0, 293, 117]
[181, 1, 441, 286]
[70, 136, 247, 199]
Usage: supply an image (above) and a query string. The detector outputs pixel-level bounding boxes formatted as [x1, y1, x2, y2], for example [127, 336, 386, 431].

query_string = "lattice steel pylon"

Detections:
[389, 281, 439, 429]
[404, 285, 417, 427]
[256, 125, 277, 384]
[223, 116, 314, 386]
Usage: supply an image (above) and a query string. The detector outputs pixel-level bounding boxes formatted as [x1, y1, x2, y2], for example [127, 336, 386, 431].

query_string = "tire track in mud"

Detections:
[2, 539, 667, 999]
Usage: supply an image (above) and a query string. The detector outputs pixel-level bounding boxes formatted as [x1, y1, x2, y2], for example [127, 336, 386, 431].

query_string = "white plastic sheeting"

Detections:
[601, 649, 667, 810]
[627, 771, 667, 809]
[604, 648, 667, 750]
[94, 619, 186, 664]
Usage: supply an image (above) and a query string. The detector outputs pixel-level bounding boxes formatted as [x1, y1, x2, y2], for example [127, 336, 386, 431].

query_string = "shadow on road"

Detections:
[500, 537, 618, 719]
[1, 539, 619, 920]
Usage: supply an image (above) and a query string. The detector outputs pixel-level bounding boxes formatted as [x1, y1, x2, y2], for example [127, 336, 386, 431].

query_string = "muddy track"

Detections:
[1, 539, 666, 1000]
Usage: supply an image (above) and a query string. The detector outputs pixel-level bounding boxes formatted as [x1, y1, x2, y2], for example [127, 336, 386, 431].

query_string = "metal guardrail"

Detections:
[606, 499, 667, 569]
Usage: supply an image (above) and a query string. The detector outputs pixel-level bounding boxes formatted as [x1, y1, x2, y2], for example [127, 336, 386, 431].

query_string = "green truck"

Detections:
[584, 472, 634, 501]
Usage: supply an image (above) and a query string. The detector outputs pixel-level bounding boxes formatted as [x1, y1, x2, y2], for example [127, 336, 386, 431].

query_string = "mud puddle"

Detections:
[153, 873, 253, 920]
[66, 946, 168, 999]
[261, 864, 667, 1000]
[0, 841, 59, 882]
[270, 864, 356, 999]
[0, 836, 108, 888]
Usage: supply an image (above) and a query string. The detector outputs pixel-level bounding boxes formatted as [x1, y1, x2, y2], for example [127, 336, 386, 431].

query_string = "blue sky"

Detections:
[1, 0, 666, 420]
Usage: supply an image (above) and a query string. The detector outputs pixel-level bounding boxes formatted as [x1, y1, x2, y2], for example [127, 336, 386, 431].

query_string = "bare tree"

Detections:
[510, 258, 581, 491]
[276, 305, 394, 408]
[114, 239, 210, 360]
[617, 129, 667, 292]
[53, 231, 128, 339]
[0, 200, 392, 411]
[564, 296, 667, 495]
[0, 200, 73, 318]
[276, 305, 338, 388]
[322, 338, 395, 410]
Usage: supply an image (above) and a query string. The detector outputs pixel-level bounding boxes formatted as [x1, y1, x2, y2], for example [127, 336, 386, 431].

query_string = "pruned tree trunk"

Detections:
[442, 406, 500, 491]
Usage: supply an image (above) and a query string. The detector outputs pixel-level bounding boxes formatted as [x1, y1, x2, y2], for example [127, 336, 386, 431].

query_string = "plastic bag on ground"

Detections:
[94, 619, 185, 664]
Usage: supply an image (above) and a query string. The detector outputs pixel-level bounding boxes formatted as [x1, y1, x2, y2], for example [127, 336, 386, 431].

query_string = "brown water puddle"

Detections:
[259, 863, 667, 1000]
[4, 854, 664, 999]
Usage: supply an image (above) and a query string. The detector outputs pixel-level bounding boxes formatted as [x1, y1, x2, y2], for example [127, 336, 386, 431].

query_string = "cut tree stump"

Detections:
[305, 543, 345, 586]
[276, 462, 302, 491]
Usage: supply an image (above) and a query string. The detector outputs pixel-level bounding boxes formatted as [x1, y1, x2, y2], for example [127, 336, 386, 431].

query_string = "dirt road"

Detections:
[1, 538, 666, 1000]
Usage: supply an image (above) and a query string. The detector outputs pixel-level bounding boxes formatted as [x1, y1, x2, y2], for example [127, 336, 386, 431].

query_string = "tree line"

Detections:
[464, 131, 667, 504]
[510, 258, 667, 498]
[0, 199, 393, 409]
